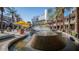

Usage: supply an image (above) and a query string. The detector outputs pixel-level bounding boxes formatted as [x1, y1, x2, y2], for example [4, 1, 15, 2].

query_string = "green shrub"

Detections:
[71, 31, 77, 36]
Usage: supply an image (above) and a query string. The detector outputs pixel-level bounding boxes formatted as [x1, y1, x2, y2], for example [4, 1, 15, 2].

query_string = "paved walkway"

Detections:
[59, 31, 79, 51]
[0, 31, 27, 51]
[1, 28, 79, 51]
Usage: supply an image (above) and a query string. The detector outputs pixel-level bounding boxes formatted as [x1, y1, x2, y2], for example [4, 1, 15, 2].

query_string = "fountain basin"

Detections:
[29, 31, 67, 51]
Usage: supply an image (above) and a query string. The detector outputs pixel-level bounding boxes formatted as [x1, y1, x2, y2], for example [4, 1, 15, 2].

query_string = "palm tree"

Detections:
[54, 7, 61, 30]
[48, 7, 73, 32]
[60, 8, 64, 31]
[75, 7, 79, 38]
[47, 8, 60, 30]
[51, 7, 66, 31]
[0, 7, 4, 33]
[64, 7, 73, 33]
[6, 7, 16, 31]
[15, 14, 22, 22]
[57, 7, 73, 32]
[68, 14, 71, 33]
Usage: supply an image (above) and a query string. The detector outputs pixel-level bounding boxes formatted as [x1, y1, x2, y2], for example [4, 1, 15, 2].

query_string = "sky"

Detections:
[15, 7, 69, 22]
[15, 7, 51, 22]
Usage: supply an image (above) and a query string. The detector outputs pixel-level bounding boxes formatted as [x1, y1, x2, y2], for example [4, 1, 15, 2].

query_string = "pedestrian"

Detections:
[20, 28, 24, 34]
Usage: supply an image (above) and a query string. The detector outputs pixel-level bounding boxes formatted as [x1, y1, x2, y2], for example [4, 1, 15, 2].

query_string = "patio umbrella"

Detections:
[15, 20, 30, 28]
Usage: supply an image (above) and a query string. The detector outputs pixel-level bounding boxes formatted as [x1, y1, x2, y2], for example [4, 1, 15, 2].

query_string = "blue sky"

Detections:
[15, 7, 50, 22]
[15, 7, 69, 22]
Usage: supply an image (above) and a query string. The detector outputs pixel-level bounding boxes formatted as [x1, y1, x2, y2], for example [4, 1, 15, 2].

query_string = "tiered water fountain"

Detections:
[9, 26, 77, 51]
[28, 31, 67, 51]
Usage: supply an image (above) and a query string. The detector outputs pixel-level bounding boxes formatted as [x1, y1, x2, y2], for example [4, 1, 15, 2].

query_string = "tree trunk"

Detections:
[61, 8, 65, 32]
[56, 17, 58, 30]
[0, 7, 4, 33]
[68, 15, 71, 34]
[75, 7, 79, 38]
[59, 18, 62, 31]
[12, 13, 14, 31]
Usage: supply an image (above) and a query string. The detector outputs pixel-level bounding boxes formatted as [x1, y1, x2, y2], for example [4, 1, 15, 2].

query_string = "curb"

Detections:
[8, 34, 28, 51]
[0, 34, 27, 51]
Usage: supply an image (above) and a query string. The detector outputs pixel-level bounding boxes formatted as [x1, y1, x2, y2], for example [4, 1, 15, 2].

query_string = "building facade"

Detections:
[52, 8, 77, 34]
[32, 9, 48, 26]
[32, 16, 39, 26]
